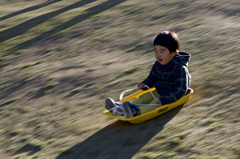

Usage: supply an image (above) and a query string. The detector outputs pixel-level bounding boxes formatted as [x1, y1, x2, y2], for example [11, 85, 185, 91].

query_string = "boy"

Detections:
[105, 31, 191, 117]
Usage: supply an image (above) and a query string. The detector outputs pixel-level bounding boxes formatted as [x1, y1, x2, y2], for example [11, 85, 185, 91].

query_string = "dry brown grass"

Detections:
[0, 0, 240, 158]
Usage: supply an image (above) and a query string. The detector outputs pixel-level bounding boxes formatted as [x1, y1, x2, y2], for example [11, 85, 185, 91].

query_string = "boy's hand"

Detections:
[137, 83, 146, 90]
[158, 99, 162, 105]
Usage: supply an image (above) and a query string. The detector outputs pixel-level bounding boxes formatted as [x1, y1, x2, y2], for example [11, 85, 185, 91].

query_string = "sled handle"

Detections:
[143, 85, 159, 101]
[119, 87, 138, 104]
[119, 85, 159, 105]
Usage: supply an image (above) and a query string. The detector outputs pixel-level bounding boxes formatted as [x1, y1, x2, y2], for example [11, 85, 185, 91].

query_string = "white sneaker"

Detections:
[105, 98, 125, 116]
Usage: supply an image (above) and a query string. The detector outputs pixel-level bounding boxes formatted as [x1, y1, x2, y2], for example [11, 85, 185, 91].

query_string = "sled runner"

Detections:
[103, 87, 193, 124]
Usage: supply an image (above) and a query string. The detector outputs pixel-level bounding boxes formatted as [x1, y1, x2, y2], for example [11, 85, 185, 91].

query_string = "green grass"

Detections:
[86, 67, 98, 72]
[0, 98, 17, 107]
[0, 0, 240, 158]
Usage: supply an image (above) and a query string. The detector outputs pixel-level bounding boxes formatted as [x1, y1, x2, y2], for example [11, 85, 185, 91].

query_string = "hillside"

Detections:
[0, 0, 240, 158]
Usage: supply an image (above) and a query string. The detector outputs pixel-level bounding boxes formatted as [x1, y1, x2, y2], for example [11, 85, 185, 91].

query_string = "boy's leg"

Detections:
[123, 92, 154, 117]
[123, 90, 161, 116]
[138, 91, 161, 114]
[130, 91, 154, 105]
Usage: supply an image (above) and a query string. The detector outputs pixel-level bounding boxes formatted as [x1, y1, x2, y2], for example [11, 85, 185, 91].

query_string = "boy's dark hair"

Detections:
[153, 31, 180, 53]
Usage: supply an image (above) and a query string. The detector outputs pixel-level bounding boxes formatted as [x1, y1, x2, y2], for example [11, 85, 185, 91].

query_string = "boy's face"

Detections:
[154, 45, 177, 65]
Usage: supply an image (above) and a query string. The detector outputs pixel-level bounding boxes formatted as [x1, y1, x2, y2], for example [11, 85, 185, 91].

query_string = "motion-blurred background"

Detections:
[0, 0, 240, 158]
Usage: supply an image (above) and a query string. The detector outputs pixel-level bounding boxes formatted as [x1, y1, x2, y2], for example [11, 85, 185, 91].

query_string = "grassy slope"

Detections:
[0, 0, 240, 158]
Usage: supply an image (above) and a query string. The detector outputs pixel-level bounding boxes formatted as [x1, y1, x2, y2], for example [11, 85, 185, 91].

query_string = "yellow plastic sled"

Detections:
[103, 87, 193, 124]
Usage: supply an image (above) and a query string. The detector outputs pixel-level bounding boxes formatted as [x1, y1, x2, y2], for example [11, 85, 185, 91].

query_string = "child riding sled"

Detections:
[105, 31, 191, 118]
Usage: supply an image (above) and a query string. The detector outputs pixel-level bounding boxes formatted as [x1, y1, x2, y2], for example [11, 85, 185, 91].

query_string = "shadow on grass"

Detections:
[1, 0, 126, 49]
[14, 143, 41, 156]
[56, 105, 183, 159]
[0, 0, 62, 22]
[0, 80, 30, 100]
[0, 74, 46, 100]
[13, 0, 126, 51]
[0, 0, 97, 43]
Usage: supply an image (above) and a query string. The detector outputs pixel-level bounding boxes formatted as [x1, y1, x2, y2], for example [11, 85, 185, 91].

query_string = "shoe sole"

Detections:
[116, 107, 124, 114]
[105, 98, 115, 110]
[123, 103, 133, 118]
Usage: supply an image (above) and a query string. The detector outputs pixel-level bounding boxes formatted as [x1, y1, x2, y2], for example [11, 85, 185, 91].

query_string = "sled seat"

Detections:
[103, 87, 193, 124]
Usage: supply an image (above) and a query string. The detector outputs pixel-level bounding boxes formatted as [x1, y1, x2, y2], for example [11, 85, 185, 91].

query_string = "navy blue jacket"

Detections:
[142, 52, 191, 105]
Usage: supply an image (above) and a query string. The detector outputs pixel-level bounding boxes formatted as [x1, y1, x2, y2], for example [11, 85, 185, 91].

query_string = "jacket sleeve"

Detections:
[159, 65, 189, 105]
[142, 62, 158, 87]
